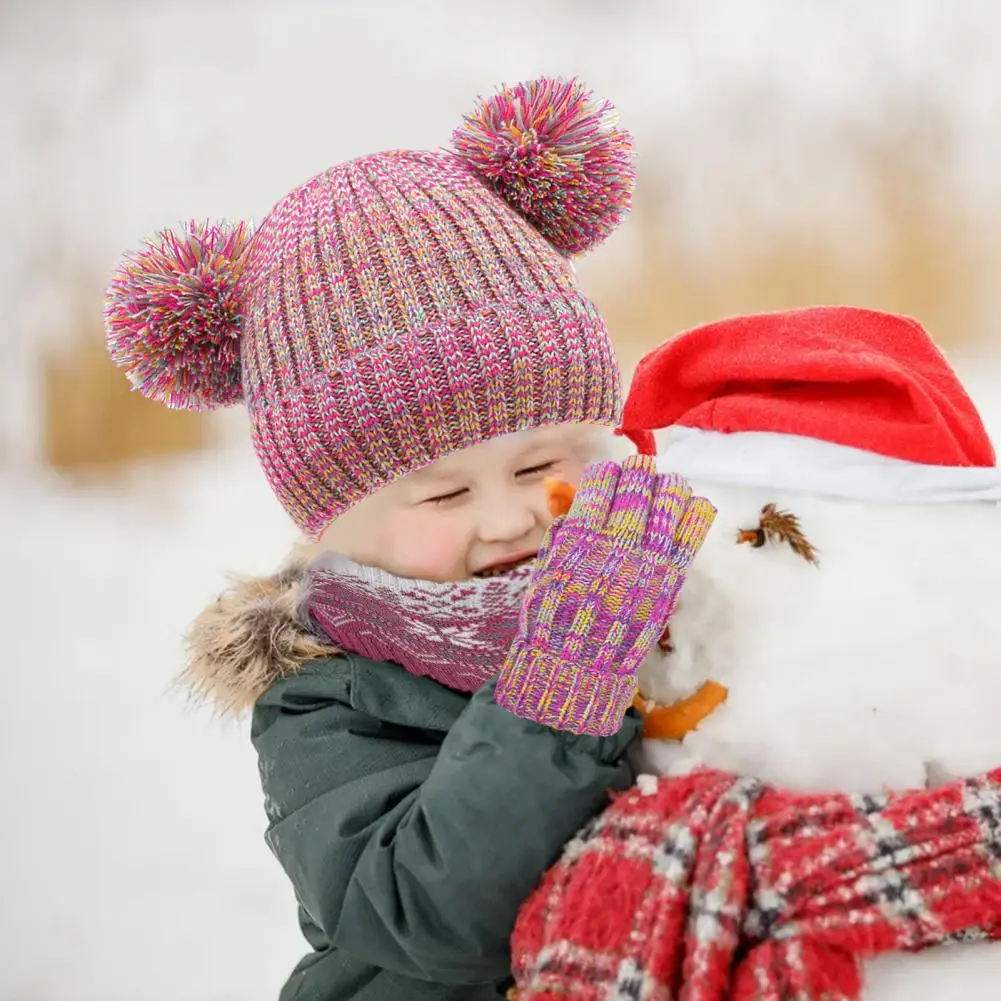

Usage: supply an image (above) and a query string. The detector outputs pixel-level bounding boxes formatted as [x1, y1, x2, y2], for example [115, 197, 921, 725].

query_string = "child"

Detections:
[104, 77, 713, 1000]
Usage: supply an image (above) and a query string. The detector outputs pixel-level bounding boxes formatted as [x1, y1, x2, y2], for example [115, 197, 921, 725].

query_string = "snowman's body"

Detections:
[636, 428, 1001, 999]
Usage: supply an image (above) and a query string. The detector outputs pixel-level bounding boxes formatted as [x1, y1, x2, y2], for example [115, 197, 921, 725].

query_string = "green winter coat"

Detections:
[186, 561, 642, 1001]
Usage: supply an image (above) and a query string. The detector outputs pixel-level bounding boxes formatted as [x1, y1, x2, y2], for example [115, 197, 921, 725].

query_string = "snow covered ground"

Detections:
[0, 349, 998, 1001]
[0, 449, 304, 1000]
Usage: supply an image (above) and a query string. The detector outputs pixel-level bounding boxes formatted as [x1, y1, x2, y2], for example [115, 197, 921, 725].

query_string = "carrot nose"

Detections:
[544, 477, 576, 518]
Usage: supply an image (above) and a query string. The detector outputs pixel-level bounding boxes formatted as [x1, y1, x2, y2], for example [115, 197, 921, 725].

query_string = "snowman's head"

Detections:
[641, 457, 1001, 793]
[620, 307, 1001, 794]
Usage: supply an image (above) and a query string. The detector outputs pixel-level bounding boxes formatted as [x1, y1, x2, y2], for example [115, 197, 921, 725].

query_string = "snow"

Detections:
[640, 477, 1001, 791]
[4, 2, 1001, 996]
[0, 448, 304, 1001]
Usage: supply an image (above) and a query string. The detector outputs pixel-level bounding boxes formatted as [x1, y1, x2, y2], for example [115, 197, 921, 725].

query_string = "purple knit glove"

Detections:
[494, 454, 717, 736]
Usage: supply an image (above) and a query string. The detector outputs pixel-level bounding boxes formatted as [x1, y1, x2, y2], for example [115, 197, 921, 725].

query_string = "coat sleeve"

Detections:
[251, 655, 641, 985]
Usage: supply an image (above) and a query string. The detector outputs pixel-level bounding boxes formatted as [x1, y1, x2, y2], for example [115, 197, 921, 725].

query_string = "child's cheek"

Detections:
[557, 455, 592, 491]
[370, 510, 468, 581]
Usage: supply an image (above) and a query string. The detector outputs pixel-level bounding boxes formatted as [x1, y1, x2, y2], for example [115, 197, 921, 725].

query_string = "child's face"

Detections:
[320, 424, 604, 582]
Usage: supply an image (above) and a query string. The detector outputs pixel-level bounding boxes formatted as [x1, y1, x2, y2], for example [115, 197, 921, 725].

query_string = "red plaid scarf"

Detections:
[511, 768, 1001, 1000]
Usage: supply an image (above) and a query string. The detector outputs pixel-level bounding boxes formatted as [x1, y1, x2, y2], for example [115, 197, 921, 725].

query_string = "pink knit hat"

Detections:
[104, 77, 635, 537]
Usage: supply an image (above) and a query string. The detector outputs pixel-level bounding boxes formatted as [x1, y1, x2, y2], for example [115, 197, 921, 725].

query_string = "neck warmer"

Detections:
[299, 551, 532, 692]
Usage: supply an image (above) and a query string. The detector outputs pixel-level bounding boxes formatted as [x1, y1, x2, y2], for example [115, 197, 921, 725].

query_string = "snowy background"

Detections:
[3, 2, 1001, 999]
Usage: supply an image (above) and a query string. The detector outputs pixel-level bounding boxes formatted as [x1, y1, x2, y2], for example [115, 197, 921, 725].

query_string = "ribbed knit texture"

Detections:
[239, 150, 621, 537]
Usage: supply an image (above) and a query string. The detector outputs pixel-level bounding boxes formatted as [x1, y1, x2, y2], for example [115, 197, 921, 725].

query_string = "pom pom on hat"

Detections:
[104, 220, 254, 410]
[452, 75, 636, 256]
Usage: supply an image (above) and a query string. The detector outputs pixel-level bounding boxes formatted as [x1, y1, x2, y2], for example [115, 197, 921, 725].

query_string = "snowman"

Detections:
[511, 306, 1001, 1001]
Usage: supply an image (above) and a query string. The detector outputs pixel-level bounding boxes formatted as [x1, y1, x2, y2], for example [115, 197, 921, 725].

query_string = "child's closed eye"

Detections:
[420, 462, 556, 505]
[516, 461, 556, 479]
[423, 488, 469, 506]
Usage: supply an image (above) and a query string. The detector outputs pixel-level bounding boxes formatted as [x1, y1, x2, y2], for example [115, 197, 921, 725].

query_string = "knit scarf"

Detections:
[299, 551, 531, 692]
[512, 767, 1001, 1000]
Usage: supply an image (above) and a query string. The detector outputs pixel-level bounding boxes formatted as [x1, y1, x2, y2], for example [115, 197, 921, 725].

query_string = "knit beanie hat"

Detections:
[617, 305, 1001, 504]
[104, 77, 634, 538]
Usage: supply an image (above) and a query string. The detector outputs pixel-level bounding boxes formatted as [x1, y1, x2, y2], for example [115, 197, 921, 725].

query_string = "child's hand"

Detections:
[495, 454, 716, 735]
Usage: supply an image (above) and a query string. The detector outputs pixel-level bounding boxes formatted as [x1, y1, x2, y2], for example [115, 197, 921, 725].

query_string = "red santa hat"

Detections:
[617, 306, 1001, 503]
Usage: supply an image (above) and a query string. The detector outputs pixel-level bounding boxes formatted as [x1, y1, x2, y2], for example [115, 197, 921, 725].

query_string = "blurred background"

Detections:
[3, 1, 1001, 998]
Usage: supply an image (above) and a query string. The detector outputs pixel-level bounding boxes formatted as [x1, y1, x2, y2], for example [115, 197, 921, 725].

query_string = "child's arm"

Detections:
[252, 654, 640, 986]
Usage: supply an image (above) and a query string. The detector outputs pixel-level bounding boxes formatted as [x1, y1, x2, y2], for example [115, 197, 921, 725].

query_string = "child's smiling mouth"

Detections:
[473, 553, 537, 578]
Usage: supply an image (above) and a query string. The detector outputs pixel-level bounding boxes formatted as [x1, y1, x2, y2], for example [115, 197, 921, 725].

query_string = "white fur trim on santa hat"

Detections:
[655, 426, 1001, 504]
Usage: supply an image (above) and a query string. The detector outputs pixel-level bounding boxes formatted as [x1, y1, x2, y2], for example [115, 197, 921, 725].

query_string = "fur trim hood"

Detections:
[182, 559, 338, 715]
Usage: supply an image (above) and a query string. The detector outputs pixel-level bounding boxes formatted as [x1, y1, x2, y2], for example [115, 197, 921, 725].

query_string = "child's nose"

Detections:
[478, 501, 538, 544]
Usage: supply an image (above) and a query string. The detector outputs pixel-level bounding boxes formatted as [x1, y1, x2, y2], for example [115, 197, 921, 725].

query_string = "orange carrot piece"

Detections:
[544, 477, 576, 517]
[632, 681, 728, 741]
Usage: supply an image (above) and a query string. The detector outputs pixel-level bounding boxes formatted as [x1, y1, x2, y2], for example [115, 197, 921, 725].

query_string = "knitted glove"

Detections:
[494, 454, 716, 736]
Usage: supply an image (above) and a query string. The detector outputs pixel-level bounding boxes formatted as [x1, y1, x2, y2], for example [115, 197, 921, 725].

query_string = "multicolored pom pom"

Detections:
[452, 76, 636, 256]
[104, 220, 254, 410]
